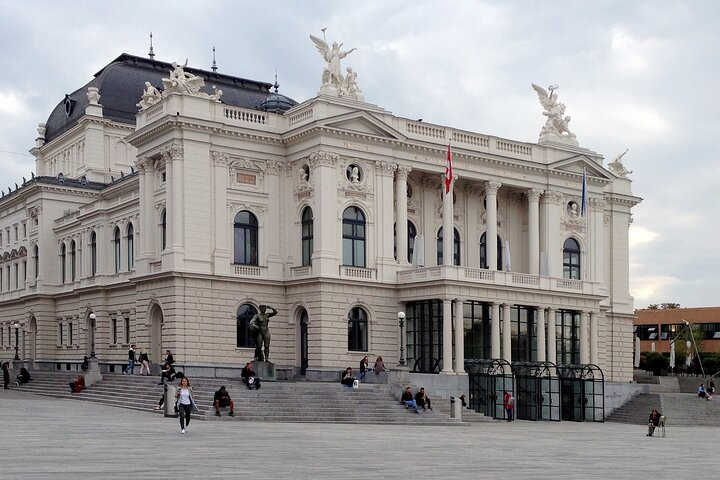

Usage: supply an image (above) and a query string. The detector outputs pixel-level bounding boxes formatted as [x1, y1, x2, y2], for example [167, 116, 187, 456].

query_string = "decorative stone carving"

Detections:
[608, 149, 632, 178]
[86, 87, 101, 105]
[542, 190, 563, 205]
[484, 181, 501, 196]
[396, 165, 412, 180]
[308, 151, 338, 168]
[532, 84, 578, 146]
[589, 197, 606, 212]
[375, 161, 397, 177]
[309, 32, 362, 100]
[527, 188, 543, 202]
[567, 201, 580, 218]
[160, 144, 183, 161]
[137, 82, 162, 110]
[162, 61, 205, 95]
[211, 151, 230, 166]
[209, 85, 223, 102]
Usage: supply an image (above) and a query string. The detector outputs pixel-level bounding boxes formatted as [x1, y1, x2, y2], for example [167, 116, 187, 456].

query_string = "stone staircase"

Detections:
[607, 386, 720, 426]
[10, 372, 475, 426]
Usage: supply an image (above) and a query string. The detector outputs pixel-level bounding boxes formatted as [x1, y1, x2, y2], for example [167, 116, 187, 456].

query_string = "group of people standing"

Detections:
[123, 344, 152, 376]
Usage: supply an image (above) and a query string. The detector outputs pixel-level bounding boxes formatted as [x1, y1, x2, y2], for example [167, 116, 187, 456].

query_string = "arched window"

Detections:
[236, 303, 258, 348]
[348, 306, 368, 351]
[342, 207, 366, 267]
[90, 231, 97, 277]
[301, 207, 313, 266]
[113, 227, 121, 273]
[479, 233, 503, 270]
[60, 243, 66, 283]
[233, 211, 258, 265]
[33, 245, 39, 279]
[127, 223, 135, 271]
[160, 209, 167, 251]
[394, 220, 417, 263]
[70, 240, 76, 282]
[436, 227, 461, 266]
[563, 237, 581, 279]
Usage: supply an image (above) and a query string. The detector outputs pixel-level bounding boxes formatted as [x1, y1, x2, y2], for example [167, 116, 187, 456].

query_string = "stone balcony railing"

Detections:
[397, 265, 605, 296]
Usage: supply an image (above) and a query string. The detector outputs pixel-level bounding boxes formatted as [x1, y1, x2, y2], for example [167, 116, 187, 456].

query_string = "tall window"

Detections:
[21, 260, 26, 284]
[111, 318, 118, 344]
[127, 223, 135, 271]
[563, 238, 581, 279]
[556, 310, 580, 365]
[406, 300, 444, 373]
[236, 304, 258, 348]
[436, 226, 460, 266]
[70, 240, 76, 281]
[342, 207, 366, 267]
[90, 231, 97, 277]
[68, 321, 73, 346]
[34, 245, 39, 279]
[160, 209, 167, 251]
[58, 323, 63, 346]
[347, 306, 368, 352]
[60, 243, 66, 283]
[233, 211, 258, 265]
[510, 306, 537, 363]
[113, 227, 121, 273]
[124, 316, 131, 344]
[301, 207, 313, 266]
[394, 220, 417, 263]
[479, 233, 503, 269]
[464, 301, 491, 360]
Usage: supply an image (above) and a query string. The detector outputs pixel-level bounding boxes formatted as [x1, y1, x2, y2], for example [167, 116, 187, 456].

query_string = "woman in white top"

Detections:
[175, 377, 197, 434]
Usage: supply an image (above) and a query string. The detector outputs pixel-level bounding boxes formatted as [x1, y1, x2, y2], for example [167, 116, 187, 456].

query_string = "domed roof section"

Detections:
[257, 80, 298, 114]
[44, 54, 288, 144]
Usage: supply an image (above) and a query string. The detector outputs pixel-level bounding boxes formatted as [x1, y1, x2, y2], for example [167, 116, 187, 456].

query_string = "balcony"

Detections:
[397, 266, 605, 296]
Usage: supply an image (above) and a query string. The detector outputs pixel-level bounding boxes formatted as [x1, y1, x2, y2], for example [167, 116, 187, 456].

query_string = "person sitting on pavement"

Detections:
[698, 383, 710, 401]
[341, 367, 355, 388]
[241, 362, 261, 390]
[401, 386, 419, 413]
[213, 386, 235, 417]
[415, 387, 432, 411]
[647, 408, 662, 436]
[158, 362, 176, 385]
[69, 374, 86, 393]
[15, 367, 31, 386]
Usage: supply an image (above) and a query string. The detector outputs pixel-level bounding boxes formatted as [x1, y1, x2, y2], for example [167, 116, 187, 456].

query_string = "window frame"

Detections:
[342, 207, 366, 267]
[301, 206, 313, 267]
[233, 211, 259, 266]
[562, 237, 581, 280]
[347, 306, 369, 352]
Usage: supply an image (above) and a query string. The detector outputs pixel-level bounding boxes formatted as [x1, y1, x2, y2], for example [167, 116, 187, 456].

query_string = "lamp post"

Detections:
[89, 313, 96, 359]
[398, 311, 406, 366]
[13, 322, 20, 361]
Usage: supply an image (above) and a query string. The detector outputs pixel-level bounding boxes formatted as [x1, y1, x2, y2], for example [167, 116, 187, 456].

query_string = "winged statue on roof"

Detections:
[310, 31, 363, 100]
[532, 84, 578, 145]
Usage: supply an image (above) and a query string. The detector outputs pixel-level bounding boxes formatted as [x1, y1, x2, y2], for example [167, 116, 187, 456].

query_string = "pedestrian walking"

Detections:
[2, 362, 9, 390]
[123, 344, 136, 375]
[175, 377, 198, 434]
[139, 349, 151, 376]
[503, 391, 515, 422]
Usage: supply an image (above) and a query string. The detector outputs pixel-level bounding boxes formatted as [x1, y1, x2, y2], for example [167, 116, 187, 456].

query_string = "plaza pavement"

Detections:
[0, 389, 713, 479]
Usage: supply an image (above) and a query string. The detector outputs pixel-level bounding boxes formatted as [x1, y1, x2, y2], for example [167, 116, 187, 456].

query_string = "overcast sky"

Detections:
[0, 1, 717, 308]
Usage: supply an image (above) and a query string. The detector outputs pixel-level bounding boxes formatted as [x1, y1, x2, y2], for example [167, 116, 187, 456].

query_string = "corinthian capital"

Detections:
[396, 165, 412, 180]
[308, 151, 338, 168]
[484, 181, 501, 196]
[161, 144, 183, 162]
[543, 190, 563, 205]
[211, 151, 230, 166]
[375, 161, 397, 176]
[527, 188, 543, 202]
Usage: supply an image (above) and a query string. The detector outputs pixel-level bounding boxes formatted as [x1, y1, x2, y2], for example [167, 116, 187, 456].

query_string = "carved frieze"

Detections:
[375, 160, 397, 177]
[308, 151, 339, 168]
[542, 190, 563, 205]
[211, 151, 230, 167]
[160, 144, 183, 162]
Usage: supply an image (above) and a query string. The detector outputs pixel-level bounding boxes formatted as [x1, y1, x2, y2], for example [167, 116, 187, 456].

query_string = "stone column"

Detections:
[442, 175, 455, 266]
[485, 181, 501, 270]
[144, 162, 156, 257]
[536, 306, 546, 362]
[546, 308, 556, 364]
[491, 302, 501, 359]
[541, 190, 563, 277]
[580, 311, 589, 364]
[395, 166, 411, 264]
[162, 144, 184, 250]
[454, 298, 465, 373]
[590, 311, 598, 365]
[211, 151, 230, 272]
[309, 151, 339, 276]
[527, 188, 542, 275]
[137, 162, 148, 258]
[163, 150, 174, 248]
[502, 303, 512, 363]
[442, 298, 453, 373]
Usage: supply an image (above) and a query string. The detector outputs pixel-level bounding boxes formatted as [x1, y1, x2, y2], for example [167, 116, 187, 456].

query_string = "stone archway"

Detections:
[149, 303, 164, 369]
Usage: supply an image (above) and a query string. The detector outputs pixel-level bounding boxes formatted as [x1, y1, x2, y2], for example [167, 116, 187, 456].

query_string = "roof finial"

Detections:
[212, 46, 218, 73]
[273, 68, 279, 93]
[148, 32, 155, 59]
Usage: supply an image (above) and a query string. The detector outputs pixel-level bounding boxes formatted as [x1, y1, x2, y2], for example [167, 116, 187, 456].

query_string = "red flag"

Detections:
[444, 144, 453, 194]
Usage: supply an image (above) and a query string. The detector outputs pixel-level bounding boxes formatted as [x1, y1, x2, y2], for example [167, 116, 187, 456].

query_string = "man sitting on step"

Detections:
[401, 386, 419, 414]
[213, 386, 235, 417]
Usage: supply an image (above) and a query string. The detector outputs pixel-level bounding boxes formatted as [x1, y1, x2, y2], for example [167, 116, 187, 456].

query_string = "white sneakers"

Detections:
[181, 429, 186, 434]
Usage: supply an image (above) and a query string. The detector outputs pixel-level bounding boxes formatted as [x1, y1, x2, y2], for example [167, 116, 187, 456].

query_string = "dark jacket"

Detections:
[401, 391, 413, 402]
[241, 366, 254, 380]
[214, 389, 232, 403]
[139, 352, 149, 362]
[415, 391, 430, 407]
[359, 359, 368, 373]
[649, 411, 661, 426]
[127, 348, 135, 361]
[165, 354, 174, 365]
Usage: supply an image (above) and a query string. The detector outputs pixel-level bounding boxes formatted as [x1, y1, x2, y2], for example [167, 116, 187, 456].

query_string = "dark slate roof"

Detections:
[44, 54, 294, 143]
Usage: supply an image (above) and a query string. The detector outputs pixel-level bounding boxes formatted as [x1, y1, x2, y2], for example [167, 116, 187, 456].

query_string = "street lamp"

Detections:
[13, 322, 20, 361]
[89, 313, 96, 359]
[398, 311, 406, 366]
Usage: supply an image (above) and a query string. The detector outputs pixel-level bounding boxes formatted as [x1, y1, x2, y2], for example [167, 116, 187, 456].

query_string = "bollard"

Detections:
[450, 396, 462, 421]
[164, 384, 178, 417]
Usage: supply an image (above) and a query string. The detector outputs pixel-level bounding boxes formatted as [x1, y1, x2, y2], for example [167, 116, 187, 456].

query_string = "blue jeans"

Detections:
[124, 360, 134, 374]
[405, 400, 418, 411]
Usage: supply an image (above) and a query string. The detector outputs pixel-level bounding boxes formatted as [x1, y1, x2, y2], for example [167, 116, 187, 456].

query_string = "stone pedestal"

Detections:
[84, 358, 103, 387]
[252, 360, 276, 381]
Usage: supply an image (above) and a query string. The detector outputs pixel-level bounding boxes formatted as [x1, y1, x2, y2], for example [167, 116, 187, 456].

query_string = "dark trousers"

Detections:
[178, 403, 192, 429]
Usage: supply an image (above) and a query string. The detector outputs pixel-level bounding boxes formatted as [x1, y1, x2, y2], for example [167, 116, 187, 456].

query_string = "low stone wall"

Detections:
[604, 381, 649, 417]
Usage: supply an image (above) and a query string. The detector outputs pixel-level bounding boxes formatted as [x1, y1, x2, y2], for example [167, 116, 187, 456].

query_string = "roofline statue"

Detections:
[532, 84, 578, 146]
[608, 148, 632, 178]
[310, 31, 364, 101]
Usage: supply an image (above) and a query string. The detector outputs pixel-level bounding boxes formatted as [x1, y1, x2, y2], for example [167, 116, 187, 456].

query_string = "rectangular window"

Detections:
[58, 323, 63, 346]
[1, 325, 4, 345]
[124, 317, 130, 344]
[13, 264, 18, 290]
[22, 222, 27, 239]
[22, 261, 26, 284]
[463, 301, 491, 360]
[14, 226, 18, 242]
[510, 305, 538, 363]
[111, 318, 118, 345]
[405, 300, 444, 373]
[68, 322, 73, 346]
[555, 310, 580, 365]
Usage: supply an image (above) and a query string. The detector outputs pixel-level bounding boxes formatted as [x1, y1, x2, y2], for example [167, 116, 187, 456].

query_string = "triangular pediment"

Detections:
[320, 111, 406, 141]
[549, 154, 612, 181]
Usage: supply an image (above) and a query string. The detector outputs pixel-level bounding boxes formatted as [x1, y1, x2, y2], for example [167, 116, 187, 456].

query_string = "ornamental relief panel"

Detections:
[228, 158, 265, 191]
[337, 157, 373, 194]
